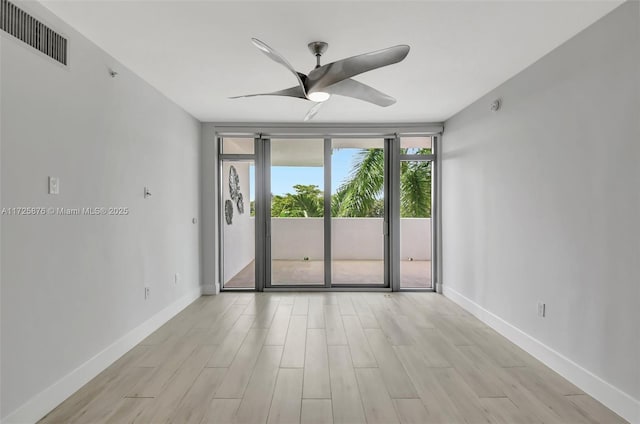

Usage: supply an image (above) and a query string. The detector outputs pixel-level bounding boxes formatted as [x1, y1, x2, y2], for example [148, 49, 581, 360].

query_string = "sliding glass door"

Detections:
[268, 138, 325, 286]
[264, 137, 388, 289]
[219, 134, 437, 291]
[398, 137, 434, 290]
[331, 139, 387, 286]
[219, 138, 256, 290]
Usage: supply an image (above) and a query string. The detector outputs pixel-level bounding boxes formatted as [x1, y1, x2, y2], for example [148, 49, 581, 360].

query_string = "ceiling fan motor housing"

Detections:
[308, 41, 328, 56]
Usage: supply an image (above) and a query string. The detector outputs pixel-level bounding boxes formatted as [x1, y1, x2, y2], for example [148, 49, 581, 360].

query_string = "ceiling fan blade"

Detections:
[229, 85, 307, 100]
[303, 102, 324, 122]
[251, 38, 307, 96]
[325, 79, 396, 107]
[307, 45, 410, 92]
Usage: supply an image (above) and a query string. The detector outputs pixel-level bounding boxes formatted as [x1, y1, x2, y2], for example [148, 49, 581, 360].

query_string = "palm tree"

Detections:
[334, 149, 385, 217]
[334, 148, 431, 217]
[400, 159, 431, 217]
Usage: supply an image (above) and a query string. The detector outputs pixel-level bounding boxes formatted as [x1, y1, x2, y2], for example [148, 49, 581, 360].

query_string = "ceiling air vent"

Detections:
[1, 0, 67, 65]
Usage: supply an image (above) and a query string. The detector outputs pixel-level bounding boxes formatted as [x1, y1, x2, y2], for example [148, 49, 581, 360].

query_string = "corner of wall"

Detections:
[1, 286, 201, 424]
[443, 286, 640, 423]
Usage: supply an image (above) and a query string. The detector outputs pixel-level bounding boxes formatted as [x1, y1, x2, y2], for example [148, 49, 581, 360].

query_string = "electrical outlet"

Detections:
[537, 301, 546, 317]
[174, 273, 180, 284]
[144, 287, 151, 300]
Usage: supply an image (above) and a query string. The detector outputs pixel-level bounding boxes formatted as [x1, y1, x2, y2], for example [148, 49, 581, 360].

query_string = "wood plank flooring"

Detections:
[39, 293, 627, 424]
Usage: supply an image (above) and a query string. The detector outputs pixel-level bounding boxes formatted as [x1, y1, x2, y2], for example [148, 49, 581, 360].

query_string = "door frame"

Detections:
[217, 137, 261, 291]
[263, 137, 391, 290]
[262, 137, 328, 289]
[217, 130, 440, 292]
[393, 135, 438, 291]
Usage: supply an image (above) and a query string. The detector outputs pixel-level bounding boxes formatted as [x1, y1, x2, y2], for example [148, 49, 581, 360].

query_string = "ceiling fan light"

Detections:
[308, 91, 331, 102]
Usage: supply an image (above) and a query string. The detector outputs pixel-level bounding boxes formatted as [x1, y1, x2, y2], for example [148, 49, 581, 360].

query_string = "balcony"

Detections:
[223, 217, 431, 289]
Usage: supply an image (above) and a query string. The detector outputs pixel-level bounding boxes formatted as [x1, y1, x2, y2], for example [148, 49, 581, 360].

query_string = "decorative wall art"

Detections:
[229, 165, 240, 201]
[236, 192, 245, 214]
[227, 165, 246, 224]
[224, 200, 234, 225]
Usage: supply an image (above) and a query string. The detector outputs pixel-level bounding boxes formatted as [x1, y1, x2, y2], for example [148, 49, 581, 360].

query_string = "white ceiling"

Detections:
[41, 0, 622, 123]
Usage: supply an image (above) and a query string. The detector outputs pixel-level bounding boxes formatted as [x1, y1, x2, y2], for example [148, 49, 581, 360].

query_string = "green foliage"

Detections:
[271, 184, 324, 217]
[334, 149, 385, 217]
[330, 189, 346, 217]
[333, 148, 431, 218]
[269, 148, 431, 219]
[400, 160, 431, 217]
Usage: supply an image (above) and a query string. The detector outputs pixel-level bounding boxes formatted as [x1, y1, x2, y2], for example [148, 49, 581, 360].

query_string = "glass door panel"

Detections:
[221, 159, 256, 289]
[399, 160, 432, 289]
[331, 139, 386, 285]
[270, 139, 325, 286]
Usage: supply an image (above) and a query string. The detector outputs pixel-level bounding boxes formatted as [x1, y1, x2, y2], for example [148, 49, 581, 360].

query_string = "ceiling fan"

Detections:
[230, 38, 410, 121]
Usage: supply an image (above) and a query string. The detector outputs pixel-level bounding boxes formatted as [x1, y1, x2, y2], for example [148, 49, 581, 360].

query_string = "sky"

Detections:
[248, 148, 361, 200]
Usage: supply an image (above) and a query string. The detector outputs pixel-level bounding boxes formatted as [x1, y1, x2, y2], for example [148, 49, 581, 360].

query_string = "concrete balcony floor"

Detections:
[224, 259, 432, 289]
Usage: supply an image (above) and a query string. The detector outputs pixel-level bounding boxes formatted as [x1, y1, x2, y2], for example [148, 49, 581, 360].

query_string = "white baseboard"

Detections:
[202, 282, 220, 295]
[1, 286, 202, 424]
[443, 285, 640, 424]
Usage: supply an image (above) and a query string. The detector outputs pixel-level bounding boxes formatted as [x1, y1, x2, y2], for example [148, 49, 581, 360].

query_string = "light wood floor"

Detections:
[39, 293, 626, 424]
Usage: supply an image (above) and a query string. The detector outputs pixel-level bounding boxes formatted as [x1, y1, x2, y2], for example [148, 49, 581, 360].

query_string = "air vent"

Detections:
[1, 0, 67, 65]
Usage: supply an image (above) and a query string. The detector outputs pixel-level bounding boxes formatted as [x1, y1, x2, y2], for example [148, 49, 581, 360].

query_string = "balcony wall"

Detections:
[223, 217, 431, 283]
[271, 218, 431, 261]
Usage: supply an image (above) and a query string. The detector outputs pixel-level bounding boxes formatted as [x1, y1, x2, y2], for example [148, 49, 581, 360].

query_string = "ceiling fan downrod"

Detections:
[308, 41, 328, 69]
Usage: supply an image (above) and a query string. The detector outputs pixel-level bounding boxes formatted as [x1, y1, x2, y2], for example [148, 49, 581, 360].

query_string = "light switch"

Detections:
[48, 177, 59, 195]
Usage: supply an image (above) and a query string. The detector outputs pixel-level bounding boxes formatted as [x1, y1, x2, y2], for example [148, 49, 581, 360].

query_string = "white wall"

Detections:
[271, 218, 431, 261]
[442, 2, 639, 421]
[222, 162, 255, 283]
[0, 2, 201, 420]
